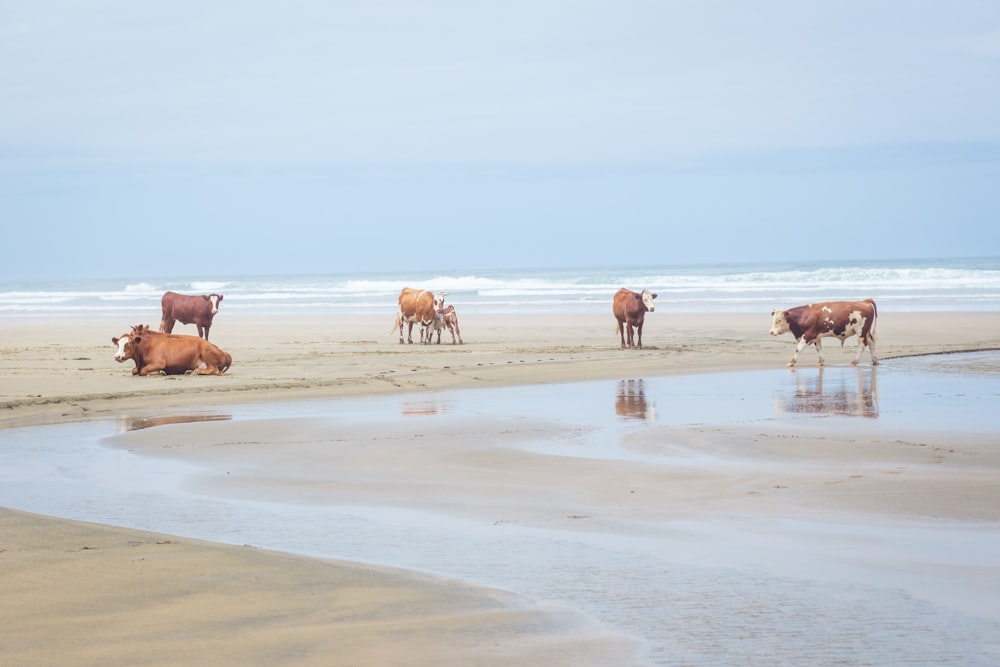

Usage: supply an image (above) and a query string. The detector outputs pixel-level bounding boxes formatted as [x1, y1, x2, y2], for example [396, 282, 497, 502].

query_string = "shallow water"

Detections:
[2, 354, 999, 665]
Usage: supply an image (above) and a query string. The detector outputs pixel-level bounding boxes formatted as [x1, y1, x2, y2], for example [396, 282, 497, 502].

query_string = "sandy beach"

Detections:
[2, 311, 1000, 665]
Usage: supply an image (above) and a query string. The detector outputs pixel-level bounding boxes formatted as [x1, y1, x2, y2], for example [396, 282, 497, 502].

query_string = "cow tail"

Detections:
[615, 321, 621, 334]
[390, 313, 401, 334]
[867, 298, 878, 344]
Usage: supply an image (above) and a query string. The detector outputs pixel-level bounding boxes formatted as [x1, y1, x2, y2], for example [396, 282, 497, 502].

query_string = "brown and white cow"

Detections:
[429, 304, 464, 345]
[769, 298, 878, 367]
[613, 288, 657, 349]
[393, 288, 446, 344]
[160, 291, 223, 340]
[113, 324, 232, 376]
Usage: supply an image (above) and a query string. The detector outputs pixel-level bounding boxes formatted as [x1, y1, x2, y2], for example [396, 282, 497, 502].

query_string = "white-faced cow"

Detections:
[613, 288, 657, 349]
[393, 288, 446, 344]
[769, 298, 878, 367]
[113, 324, 232, 376]
[429, 304, 464, 345]
[160, 291, 223, 340]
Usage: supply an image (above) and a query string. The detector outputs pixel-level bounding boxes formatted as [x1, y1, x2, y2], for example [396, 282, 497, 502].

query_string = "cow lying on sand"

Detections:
[613, 288, 657, 349]
[160, 291, 223, 340]
[113, 324, 232, 376]
[394, 288, 446, 344]
[428, 305, 464, 345]
[769, 299, 878, 367]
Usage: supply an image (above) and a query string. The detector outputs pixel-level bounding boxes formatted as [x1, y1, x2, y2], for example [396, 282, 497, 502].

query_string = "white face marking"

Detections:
[113, 335, 131, 361]
[641, 289, 656, 312]
[208, 295, 220, 314]
[769, 310, 789, 336]
[433, 291, 447, 310]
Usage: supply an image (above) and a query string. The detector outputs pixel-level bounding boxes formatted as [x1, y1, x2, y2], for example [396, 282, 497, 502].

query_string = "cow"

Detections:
[613, 288, 657, 349]
[113, 324, 232, 376]
[393, 288, 446, 344]
[429, 304, 464, 345]
[160, 291, 223, 340]
[769, 298, 878, 367]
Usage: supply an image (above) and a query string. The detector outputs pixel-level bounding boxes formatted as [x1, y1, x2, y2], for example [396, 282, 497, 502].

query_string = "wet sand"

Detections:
[2, 311, 1000, 665]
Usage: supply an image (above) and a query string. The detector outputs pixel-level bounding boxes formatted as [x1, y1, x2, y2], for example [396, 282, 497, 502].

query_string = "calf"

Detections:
[160, 291, 223, 340]
[613, 288, 657, 349]
[113, 324, 232, 376]
[429, 305, 464, 345]
[769, 298, 878, 367]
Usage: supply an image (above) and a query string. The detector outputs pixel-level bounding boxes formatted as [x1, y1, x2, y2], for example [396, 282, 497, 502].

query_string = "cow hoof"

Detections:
[785, 361, 796, 367]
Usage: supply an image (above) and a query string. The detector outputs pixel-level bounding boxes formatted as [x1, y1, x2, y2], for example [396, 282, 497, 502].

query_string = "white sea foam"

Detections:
[2, 258, 998, 315]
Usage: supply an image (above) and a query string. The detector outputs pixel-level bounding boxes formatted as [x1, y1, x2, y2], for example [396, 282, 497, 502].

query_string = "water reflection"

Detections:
[118, 413, 232, 432]
[615, 379, 656, 422]
[774, 367, 879, 418]
[401, 397, 452, 416]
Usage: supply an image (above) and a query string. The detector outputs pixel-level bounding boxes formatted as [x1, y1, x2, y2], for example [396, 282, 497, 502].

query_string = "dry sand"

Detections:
[2, 311, 999, 665]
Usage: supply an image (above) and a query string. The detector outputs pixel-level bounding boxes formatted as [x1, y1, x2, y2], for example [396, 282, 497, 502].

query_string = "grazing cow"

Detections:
[113, 324, 232, 376]
[613, 288, 657, 349]
[393, 288, 446, 344]
[769, 298, 878, 367]
[429, 305, 464, 345]
[160, 291, 223, 340]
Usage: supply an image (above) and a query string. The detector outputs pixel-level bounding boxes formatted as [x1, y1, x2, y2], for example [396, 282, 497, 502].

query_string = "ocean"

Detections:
[2, 256, 999, 317]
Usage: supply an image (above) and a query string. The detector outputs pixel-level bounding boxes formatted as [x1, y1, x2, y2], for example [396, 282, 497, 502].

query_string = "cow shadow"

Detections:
[774, 367, 879, 418]
[615, 378, 656, 422]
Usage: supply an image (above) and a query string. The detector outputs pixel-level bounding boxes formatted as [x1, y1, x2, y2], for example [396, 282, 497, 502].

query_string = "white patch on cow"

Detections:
[208, 295, 220, 315]
[641, 289, 656, 312]
[822, 306, 832, 313]
[113, 335, 131, 362]
[768, 310, 790, 336]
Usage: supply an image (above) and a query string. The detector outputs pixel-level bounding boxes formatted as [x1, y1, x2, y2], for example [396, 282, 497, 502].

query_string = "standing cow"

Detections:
[393, 288, 446, 344]
[613, 288, 657, 349]
[160, 291, 223, 340]
[769, 298, 878, 367]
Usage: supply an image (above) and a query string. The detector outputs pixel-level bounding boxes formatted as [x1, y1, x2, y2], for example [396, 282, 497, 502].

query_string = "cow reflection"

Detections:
[402, 398, 452, 416]
[615, 379, 656, 422]
[775, 367, 879, 418]
[119, 413, 232, 432]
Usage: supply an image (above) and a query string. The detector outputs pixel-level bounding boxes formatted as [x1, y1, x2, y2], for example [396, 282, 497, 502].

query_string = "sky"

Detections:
[2, 1, 999, 281]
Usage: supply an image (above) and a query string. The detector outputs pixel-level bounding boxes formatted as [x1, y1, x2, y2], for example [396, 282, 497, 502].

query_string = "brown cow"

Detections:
[160, 291, 223, 340]
[113, 324, 232, 376]
[613, 288, 657, 349]
[429, 305, 464, 345]
[769, 298, 878, 367]
[393, 288, 446, 344]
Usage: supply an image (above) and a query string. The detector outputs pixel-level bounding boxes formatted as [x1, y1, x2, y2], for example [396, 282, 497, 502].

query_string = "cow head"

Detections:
[433, 291, 447, 310]
[641, 290, 657, 312]
[769, 309, 790, 336]
[112, 333, 140, 362]
[205, 294, 223, 315]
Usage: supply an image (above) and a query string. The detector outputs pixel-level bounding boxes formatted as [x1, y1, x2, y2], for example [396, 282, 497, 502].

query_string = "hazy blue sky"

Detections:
[3, 2, 999, 280]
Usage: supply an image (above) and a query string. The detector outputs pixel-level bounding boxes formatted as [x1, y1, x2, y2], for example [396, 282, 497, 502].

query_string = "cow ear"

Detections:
[651, 293, 658, 299]
[112, 337, 119, 344]
[218, 294, 223, 302]
[133, 336, 142, 344]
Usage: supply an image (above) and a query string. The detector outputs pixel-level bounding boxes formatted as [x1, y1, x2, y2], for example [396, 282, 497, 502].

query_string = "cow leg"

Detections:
[636, 322, 644, 349]
[138, 363, 166, 376]
[160, 318, 174, 334]
[788, 337, 810, 366]
[854, 335, 878, 366]
[815, 338, 825, 366]
[406, 320, 415, 344]
[616, 320, 626, 349]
